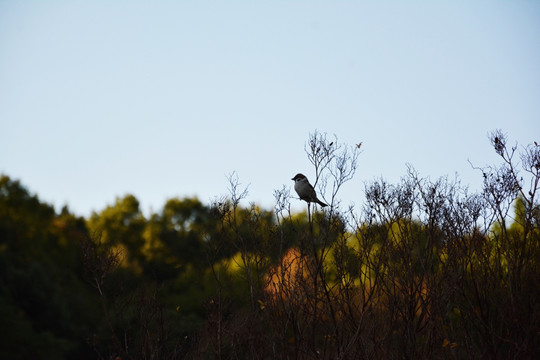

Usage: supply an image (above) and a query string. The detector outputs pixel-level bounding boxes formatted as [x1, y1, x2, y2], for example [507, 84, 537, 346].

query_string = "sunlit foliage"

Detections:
[0, 131, 538, 359]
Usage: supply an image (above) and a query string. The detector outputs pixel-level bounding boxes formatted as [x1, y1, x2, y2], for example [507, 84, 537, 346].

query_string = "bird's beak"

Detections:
[291, 178, 294, 181]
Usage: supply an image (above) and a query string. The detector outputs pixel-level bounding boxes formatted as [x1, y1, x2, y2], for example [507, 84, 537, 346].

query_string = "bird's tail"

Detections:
[317, 199, 328, 207]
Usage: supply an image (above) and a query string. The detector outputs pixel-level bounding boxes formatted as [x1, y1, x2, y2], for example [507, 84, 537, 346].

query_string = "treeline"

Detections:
[0, 131, 539, 359]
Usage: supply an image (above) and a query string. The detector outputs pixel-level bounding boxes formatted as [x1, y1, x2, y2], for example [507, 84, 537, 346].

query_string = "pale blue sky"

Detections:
[1, 1, 539, 216]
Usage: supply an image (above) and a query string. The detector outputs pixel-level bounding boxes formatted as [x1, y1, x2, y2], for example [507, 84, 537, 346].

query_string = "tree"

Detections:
[87, 194, 146, 269]
[0, 175, 99, 360]
[142, 197, 212, 280]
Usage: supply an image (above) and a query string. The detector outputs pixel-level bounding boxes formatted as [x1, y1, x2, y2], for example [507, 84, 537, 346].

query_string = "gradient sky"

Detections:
[1, 1, 539, 217]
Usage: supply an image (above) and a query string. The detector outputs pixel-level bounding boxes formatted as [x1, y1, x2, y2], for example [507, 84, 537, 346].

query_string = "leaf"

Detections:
[442, 338, 450, 347]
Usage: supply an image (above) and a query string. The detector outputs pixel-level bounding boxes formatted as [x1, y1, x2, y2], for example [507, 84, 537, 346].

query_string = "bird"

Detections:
[291, 173, 328, 207]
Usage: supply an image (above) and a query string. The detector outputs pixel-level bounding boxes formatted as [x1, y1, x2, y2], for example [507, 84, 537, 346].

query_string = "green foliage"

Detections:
[87, 194, 146, 268]
[0, 132, 538, 359]
[0, 175, 99, 359]
[142, 197, 212, 280]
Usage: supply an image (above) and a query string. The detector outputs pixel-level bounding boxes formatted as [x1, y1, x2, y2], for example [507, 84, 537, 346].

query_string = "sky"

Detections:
[1, 1, 539, 217]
